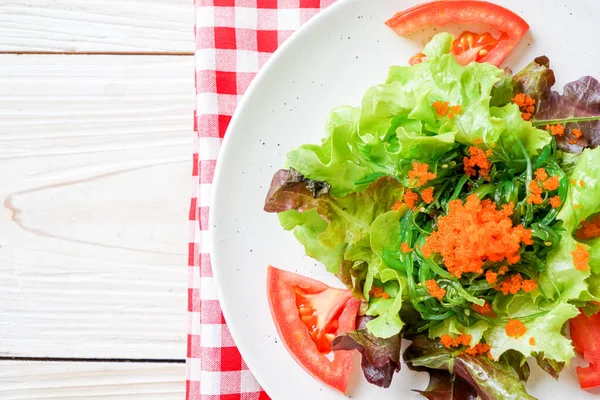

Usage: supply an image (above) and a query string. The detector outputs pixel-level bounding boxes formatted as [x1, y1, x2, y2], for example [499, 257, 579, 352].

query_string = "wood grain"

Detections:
[0, 0, 194, 53]
[0, 361, 185, 399]
[0, 55, 193, 358]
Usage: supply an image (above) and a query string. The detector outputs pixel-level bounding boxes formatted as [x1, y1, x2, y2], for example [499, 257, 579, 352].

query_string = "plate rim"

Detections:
[208, 0, 355, 395]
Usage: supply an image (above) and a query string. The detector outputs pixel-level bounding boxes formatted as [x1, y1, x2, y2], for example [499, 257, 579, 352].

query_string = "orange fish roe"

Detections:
[432, 101, 449, 117]
[403, 189, 419, 210]
[527, 181, 544, 205]
[496, 273, 524, 295]
[549, 196, 562, 209]
[506, 319, 527, 338]
[574, 204, 583, 209]
[440, 334, 454, 348]
[571, 179, 578, 185]
[543, 176, 560, 191]
[425, 279, 446, 301]
[391, 200, 403, 211]
[521, 279, 538, 293]
[512, 93, 536, 121]
[529, 337, 536, 346]
[421, 195, 532, 278]
[432, 102, 462, 119]
[421, 187, 434, 204]
[440, 334, 472, 349]
[580, 180, 586, 187]
[465, 342, 491, 356]
[502, 203, 515, 216]
[369, 286, 390, 300]
[401, 242, 413, 253]
[572, 244, 590, 271]
[472, 301, 495, 317]
[486, 270, 498, 285]
[474, 138, 484, 144]
[534, 168, 548, 181]
[455, 334, 472, 347]
[498, 266, 509, 275]
[576, 215, 600, 241]
[570, 128, 583, 144]
[408, 161, 437, 187]
[547, 124, 565, 137]
[448, 105, 462, 119]
[464, 146, 493, 180]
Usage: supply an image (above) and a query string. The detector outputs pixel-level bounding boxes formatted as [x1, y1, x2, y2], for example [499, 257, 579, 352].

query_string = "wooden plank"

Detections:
[0, 0, 194, 53]
[0, 361, 185, 399]
[0, 55, 193, 358]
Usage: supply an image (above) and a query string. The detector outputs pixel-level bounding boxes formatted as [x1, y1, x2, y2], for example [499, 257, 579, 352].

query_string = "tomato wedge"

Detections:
[386, 1, 529, 66]
[570, 311, 600, 389]
[451, 31, 506, 66]
[267, 266, 359, 393]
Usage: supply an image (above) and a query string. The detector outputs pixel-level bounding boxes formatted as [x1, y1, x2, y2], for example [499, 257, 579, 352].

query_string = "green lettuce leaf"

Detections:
[266, 173, 403, 275]
[557, 147, 600, 232]
[285, 33, 551, 197]
[500, 350, 531, 382]
[485, 296, 578, 363]
[489, 104, 552, 157]
[365, 269, 406, 339]
[429, 317, 490, 347]
[554, 147, 600, 275]
[490, 68, 518, 107]
[539, 233, 591, 301]
[278, 208, 347, 273]
[285, 106, 379, 197]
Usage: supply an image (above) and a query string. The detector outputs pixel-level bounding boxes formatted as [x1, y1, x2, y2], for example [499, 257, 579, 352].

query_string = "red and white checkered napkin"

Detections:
[187, 1, 336, 398]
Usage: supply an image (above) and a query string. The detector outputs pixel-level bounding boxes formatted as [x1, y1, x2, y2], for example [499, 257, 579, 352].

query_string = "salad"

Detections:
[262, 1, 600, 398]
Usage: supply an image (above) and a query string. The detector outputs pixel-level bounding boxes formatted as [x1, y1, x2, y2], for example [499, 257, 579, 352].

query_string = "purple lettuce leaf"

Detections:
[331, 316, 401, 388]
[514, 56, 555, 105]
[515, 56, 600, 153]
[414, 370, 478, 400]
[533, 352, 564, 380]
[403, 336, 536, 400]
[264, 168, 330, 212]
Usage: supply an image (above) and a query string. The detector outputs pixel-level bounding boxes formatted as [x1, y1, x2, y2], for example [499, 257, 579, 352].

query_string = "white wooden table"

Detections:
[0, 1, 194, 398]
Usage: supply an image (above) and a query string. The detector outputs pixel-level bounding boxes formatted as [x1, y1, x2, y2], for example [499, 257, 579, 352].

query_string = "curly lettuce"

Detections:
[285, 33, 550, 196]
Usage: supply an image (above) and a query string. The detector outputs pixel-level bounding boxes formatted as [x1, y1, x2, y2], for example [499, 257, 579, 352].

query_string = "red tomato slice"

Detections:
[570, 312, 600, 363]
[267, 266, 359, 393]
[570, 311, 600, 389]
[386, 1, 529, 66]
[577, 364, 600, 390]
[451, 31, 504, 66]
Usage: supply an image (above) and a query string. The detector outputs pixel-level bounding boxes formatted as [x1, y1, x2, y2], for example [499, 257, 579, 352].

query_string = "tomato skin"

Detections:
[386, 1, 529, 66]
[570, 311, 600, 389]
[267, 266, 359, 393]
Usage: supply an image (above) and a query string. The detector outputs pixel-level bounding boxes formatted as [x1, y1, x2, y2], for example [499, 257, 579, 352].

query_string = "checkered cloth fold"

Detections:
[187, 1, 335, 398]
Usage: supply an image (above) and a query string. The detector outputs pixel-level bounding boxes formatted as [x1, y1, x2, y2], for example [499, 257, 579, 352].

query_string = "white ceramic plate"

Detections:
[211, 0, 600, 398]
